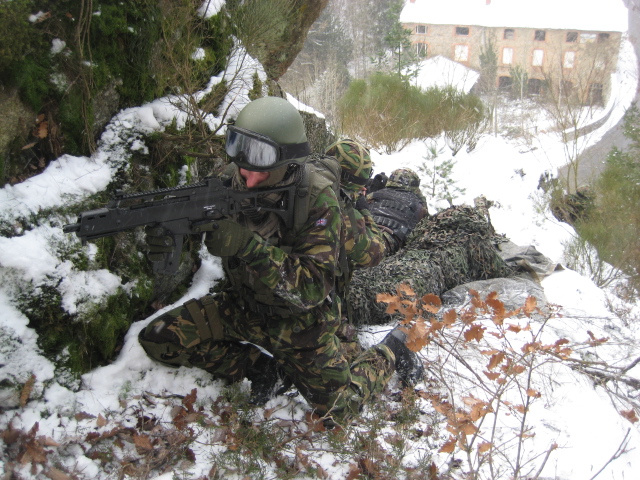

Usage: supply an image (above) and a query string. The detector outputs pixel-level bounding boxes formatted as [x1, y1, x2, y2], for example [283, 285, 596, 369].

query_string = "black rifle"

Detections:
[63, 177, 296, 274]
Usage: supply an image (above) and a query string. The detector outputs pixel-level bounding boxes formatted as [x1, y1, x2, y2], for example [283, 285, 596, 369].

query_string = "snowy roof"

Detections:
[410, 55, 479, 93]
[400, 0, 628, 33]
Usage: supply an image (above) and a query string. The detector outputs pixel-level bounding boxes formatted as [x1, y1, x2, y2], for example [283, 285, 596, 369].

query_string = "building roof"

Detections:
[410, 56, 479, 93]
[400, 0, 628, 33]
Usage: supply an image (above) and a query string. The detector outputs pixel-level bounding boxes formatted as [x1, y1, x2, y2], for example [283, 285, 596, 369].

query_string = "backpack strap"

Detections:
[293, 162, 312, 233]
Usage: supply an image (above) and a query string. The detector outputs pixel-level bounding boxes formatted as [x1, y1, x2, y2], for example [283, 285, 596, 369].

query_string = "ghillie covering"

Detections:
[348, 205, 514, 325]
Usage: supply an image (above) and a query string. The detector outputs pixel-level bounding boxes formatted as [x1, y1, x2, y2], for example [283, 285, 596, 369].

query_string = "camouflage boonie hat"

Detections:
[325, 139, 372, 193]
[387, 168, 421, 194]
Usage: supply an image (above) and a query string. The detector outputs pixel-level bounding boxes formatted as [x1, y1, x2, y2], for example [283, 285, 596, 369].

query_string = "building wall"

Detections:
[405, 22, 622, 102]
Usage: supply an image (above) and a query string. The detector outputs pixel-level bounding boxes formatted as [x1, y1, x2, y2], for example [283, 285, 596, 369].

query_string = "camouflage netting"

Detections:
[348, 205, 514, 325]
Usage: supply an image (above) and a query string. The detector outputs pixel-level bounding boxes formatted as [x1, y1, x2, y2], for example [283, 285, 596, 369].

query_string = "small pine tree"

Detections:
[371, 0, 417, 80]
[418, 143, 466, 209]
[509, 65, 529, 99]
[478, 36, 498, 94]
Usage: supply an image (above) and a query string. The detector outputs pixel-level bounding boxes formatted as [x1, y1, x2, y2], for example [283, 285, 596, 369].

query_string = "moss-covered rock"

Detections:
[0, 0, 330, 381]
[0, 88, 35, 184]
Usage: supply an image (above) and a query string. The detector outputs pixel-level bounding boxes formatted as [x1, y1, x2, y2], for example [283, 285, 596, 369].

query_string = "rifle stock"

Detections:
[63, 177, 296, 275]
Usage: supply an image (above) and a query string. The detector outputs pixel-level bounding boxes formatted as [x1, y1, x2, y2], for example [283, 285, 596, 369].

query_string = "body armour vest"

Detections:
[221, 158, 343, 313]
[367, 188, 426, 242]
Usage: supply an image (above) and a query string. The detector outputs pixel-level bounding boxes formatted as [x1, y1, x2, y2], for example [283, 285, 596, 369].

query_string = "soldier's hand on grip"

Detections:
[204, 219, 254, 257]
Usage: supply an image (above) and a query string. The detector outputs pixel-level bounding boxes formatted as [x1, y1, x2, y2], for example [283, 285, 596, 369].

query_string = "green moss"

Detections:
[202, 11, 235, 74]
[0, 1, 35, 71]
[88, 1, 165, 104]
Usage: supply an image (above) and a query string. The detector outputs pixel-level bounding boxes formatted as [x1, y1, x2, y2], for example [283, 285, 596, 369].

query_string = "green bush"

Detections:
[337, 73, 485, 153]
[569, 107, 640, 296]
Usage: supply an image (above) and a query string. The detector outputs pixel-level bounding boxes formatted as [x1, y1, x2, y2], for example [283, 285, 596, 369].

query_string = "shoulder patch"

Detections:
[315, 218, 328, 227]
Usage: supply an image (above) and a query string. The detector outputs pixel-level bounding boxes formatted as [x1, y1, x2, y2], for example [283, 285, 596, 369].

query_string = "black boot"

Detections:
[380, 328, 425, 387]
[245, 355, 292, 406]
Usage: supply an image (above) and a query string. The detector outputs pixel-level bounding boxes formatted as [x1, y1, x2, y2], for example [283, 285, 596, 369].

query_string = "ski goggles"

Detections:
[225, 126, 310, 171]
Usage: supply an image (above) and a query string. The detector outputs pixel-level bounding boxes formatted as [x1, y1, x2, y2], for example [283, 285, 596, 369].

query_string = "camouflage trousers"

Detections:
[138, 292, 395, 418]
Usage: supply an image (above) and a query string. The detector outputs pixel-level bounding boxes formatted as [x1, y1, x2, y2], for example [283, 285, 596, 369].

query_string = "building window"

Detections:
[589, 83, 604, 105]
[564, 51, 576, 68]
[504, 28, 514, 40]
[598, 33, 610, 42]
[532, 49, 544, 66]
[454, 44, 469, 62]
[416, 42, 428, 57]
[535, 30, 546, 41]
[566, 31, 578, 42]
[456, 26, 470, 36]
[580, 33, 597, 43]
[528, 78, 544, 95]
[502, 47, 514, 64]
[416, 25, 427, 34]
[498, 76, 513, 90]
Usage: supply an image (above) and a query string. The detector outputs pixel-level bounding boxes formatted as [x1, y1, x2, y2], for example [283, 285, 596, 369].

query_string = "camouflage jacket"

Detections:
[342, 200, 384, 272]
[224, 182, 342, 313]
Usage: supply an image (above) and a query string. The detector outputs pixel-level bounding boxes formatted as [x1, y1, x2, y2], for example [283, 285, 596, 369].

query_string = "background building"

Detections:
[400, 0, 627, 104]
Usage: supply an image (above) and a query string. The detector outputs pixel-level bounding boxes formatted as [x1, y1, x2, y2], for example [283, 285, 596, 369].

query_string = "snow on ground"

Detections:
[1, 13, 640, 480]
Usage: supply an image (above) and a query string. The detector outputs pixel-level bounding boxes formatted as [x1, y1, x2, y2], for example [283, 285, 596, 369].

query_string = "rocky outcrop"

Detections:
[260, 0, 330, 80]
[0, 89, 35, 185]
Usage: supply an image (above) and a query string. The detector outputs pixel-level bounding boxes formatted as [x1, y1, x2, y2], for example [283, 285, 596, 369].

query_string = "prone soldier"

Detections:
[366, 168, 428, 256]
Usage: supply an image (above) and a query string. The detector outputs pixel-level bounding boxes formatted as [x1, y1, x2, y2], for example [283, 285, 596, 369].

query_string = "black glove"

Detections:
[367, 173, 388, 193]
[204, 219, 254, 257]
[355, 195, 370, 211]
[144, 226, 175, 263]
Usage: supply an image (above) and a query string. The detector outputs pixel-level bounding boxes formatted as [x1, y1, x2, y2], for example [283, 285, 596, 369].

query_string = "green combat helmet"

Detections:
[226, 96, 311, 171]
[325, 139, 373, 194]
[387, 168, 421, 194]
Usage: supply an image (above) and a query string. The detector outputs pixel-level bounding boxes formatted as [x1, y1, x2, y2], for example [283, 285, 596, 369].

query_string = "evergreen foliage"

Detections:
[418, 143, 466, 209]
[338, 74, 485, 153]
[374, 0, 416, 78]
[509, 65, 529, 99]
[570, 107, 640, 295]
[478, 35, 498, 94]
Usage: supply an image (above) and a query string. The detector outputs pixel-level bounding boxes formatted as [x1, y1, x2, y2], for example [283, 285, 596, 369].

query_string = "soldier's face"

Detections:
[239, 168, 271, 188]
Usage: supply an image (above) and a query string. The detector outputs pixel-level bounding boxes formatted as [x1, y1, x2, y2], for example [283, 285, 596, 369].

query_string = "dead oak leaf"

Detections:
[442, 308, 457, 326]
[33, 121, 48, 139]
[133, 433, 153, 451]
[526, 388, 542, 398]
[439, 437, 457, 453]
[621, 409, 639, 424]
[464, 324, 485, 342]
[406, 320, 430, 352]
[478, 442, 492, 454]
[484, 370, 501, 381]
[96, 414, 107, 428]
[397, 283, 416, 297]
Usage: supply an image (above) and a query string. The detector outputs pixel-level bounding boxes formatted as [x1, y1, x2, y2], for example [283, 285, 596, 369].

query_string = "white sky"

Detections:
[0, 2, 639, 479]
[400, 0, 629, 32]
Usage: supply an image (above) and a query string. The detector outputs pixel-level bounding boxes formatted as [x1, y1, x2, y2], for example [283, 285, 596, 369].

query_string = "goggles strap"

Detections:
[280, 141, 311, 160]
[341, 169, 368, 186]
